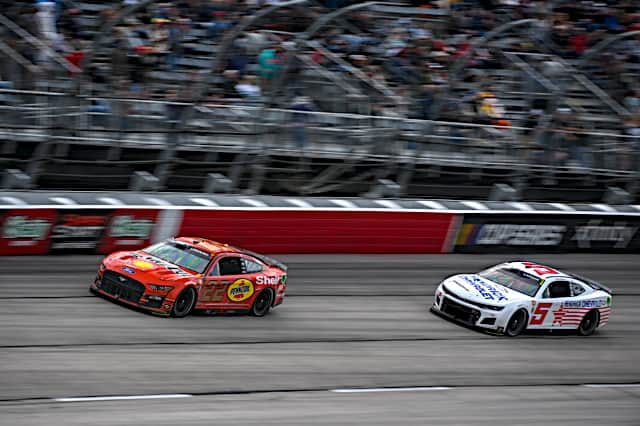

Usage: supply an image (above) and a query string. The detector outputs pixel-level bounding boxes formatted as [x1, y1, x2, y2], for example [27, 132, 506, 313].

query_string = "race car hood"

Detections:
[443, 274, 530, 306]
[107, 251, 197, 282]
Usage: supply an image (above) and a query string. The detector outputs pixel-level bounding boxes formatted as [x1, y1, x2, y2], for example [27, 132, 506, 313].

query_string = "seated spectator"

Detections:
[235, 75, 262, 100]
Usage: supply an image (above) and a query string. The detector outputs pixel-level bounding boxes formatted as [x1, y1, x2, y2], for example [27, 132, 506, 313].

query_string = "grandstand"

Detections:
[0, 0, 638, 202]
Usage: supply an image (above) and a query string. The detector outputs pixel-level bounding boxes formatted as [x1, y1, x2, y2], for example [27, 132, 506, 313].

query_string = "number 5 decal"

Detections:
[522, 262, 559, 276]
[530, 302, 552, 325]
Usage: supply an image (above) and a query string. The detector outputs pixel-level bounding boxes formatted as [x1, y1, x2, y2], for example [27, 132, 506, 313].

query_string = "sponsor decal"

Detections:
[563, 298, 607, 309]
[0, 209, 56, 255]
[122, 266, 136, 274]
[457, 224, 565, 246]
[571, 220, 638, 249]
[132, 254, 192, 277]
[455, 215, 640, 253]
[461, 276, 508, 302]
[227, 279, 254, 302]
[109, 215, 154, 238]
[51, 212, 107, 251]
[3, 215, 51, 240]
[281, 274, 287, 284]
[98, 209, 159, 253]
[256, 275, 280, 285]
[132, 259, 155, 270]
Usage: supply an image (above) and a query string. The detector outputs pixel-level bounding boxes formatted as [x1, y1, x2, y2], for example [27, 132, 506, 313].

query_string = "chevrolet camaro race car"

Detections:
[91, 237, 288, 317]
[431, 261, 612, 336]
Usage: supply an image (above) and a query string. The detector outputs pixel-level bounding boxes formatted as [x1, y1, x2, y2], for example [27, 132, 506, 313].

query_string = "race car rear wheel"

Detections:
[250, 289, 274, 317]
[172, 287, 196, 318]
[505, 309, 528, 337]
[577, 309, 600, 336]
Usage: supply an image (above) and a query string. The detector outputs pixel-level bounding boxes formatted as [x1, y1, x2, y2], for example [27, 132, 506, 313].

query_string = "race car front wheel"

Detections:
[577, 309, 600, 336]
[172, 288, 196, 318]
[250, 289, 274, 317]
[505, 309, 528, 337]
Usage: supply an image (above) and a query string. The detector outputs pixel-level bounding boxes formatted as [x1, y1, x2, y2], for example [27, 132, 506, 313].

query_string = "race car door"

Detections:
[198, 255, 256, 309]
[530, 279, 575, 329]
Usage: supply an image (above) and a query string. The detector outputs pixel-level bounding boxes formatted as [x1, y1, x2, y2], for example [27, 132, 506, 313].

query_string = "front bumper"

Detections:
[91, 275, 173, 315]
[432, 284, 507, 331]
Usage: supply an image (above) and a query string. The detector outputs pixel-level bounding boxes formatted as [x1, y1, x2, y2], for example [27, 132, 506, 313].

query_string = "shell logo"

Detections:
[132, 259, 154, 270]
[227, 279, 254, 302]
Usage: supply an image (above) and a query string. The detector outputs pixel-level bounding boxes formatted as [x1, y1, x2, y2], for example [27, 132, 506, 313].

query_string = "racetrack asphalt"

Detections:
[0, 254, 638, 425]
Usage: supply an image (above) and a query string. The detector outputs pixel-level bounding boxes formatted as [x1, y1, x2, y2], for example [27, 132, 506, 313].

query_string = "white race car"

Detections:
[431, 261, 612, 336]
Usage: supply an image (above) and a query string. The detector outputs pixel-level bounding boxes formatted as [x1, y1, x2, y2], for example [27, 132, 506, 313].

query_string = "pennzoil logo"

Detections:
[227, 279, 254, 302]
[132, 259, 154, 270]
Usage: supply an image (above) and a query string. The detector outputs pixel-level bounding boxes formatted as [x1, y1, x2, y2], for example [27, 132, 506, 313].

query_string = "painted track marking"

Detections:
[55, 394, 192, 402]
[331, 387, 451, 393]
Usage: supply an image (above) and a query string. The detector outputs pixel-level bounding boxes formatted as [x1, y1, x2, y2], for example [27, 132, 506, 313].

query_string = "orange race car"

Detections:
[91, 237, 288, 317]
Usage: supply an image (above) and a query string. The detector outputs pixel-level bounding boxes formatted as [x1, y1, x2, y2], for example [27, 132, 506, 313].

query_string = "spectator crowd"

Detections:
[0, 0, 638, 170]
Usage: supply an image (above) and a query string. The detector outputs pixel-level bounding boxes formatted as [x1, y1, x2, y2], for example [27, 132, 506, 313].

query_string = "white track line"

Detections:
[417, 200, 445, 210]
[331, 387, 451, 394]
[240, 198, 267, 208]
[144, 197, 171, 206]
[592, 203, 616, 212]
[49, 196, 76, 205]
[330, 199, 357, 209]
[97, 197, 124, 206]
[583, 384, 640, 389]
[190, 197, 219, 207]
[0, 196, 26, 205]
[462, 201, 487, 210]
[55, 394, 192, 403]
[374, 199, 401, 209]
[550, 202, 575, 211]
[509, 202, 531, 211]
[286, 198, 313, 208]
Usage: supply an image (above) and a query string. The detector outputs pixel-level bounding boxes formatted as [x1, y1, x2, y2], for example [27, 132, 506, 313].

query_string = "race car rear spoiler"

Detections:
[238, 248, 288, 272]
[568, 272, 613, 294]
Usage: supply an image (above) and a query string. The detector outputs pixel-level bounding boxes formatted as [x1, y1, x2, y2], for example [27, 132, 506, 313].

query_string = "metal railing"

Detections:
[1, 89, 638, 171]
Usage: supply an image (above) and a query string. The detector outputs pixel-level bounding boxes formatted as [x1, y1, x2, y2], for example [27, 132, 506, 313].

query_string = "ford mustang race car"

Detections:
[91, 237, 288, 317]
[431, 261, 612, 336]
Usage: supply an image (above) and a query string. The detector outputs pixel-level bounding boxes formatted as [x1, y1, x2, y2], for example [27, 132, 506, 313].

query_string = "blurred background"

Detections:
[0, 0, 638, 202]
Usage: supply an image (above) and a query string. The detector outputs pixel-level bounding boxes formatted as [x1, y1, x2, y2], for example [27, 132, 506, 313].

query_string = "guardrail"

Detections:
[1, 191, 639, 255]
[3, 89, 638, 172]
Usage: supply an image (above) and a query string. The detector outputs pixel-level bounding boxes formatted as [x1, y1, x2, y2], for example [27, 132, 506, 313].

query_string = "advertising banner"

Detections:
[0, 208, 161, 255]
[97, 209, 160, 254]
[180, 210, 456, 254]
[0, 209, 57, 255]
[454, 214, 640, 253]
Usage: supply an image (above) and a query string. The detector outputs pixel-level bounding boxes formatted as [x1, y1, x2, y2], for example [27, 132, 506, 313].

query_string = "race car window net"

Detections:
[143, 241, 211, 274]
[478, 267, 541, 297]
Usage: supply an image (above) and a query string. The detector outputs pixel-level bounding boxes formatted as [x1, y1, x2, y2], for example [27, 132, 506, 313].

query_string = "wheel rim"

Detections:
[508, 311, 525, 335]
[175, 289, 195, 315]
[581, 311, 598, 333]
[254, 291, 273, 315]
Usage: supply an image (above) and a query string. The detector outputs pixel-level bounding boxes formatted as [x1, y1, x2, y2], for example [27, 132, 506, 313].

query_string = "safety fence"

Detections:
[1, 193, 639, 254]
[2, 89, 639, 173]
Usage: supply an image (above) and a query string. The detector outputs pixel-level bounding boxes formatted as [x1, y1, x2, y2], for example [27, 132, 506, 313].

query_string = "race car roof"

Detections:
[504, 261, 570, 280]
[173, 237, 240, 256]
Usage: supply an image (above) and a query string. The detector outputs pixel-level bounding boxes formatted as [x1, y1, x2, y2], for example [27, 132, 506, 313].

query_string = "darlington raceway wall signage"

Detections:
[454, 214, 640, 253]
[0, 209, 159, 255]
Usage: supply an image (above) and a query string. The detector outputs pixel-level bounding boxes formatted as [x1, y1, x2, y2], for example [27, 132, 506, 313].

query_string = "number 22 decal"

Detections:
[530, 302, 552, 325]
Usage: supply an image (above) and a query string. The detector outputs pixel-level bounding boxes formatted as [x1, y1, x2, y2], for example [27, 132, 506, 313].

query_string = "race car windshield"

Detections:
[477, 267, 541, 297]
[143, 241, 211, 273]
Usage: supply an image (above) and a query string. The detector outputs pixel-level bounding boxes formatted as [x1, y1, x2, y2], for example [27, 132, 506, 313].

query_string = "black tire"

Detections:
[250, 289, 274, 317]
[577, 309, 600, 336]
[505, 309, 528, 337]
[171, 287, 196, 318]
